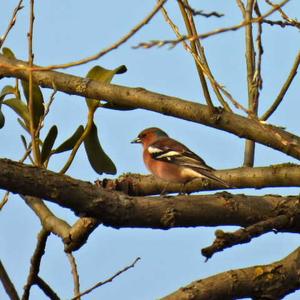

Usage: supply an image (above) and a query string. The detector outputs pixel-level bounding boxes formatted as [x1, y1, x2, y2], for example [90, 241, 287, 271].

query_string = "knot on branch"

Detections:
[160, 208, 179, 228]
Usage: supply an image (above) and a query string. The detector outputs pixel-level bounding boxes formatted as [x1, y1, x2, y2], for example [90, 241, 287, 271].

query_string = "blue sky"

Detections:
[0, 1, 300, 299]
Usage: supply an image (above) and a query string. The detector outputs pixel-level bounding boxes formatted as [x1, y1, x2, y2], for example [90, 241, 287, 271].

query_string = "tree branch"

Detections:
[67, 253, 81, 299]
[261, 50, 300, 121]
[201, 214, 293, 260]
[161, 246, 300, 300]
[2, 159, 300, 232]
[70, 257, 140, 300]
[0, 55, 300, 160]
[0, 0, 24, 50]
[22, 229, 50, 300]
[35, 277, 60, 300]
[0, 260, 20, 300]
[103, 163, 300, 196]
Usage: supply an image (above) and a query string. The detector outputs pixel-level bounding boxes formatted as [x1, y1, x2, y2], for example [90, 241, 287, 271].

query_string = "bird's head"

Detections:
[131, 127, 168, 147]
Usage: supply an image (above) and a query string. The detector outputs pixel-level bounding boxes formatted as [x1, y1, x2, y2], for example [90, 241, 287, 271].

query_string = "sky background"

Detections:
[0, 1, 300, 299]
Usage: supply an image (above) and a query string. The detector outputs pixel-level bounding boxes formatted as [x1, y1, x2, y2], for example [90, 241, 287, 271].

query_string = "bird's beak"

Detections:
[131, 137, 141, 144]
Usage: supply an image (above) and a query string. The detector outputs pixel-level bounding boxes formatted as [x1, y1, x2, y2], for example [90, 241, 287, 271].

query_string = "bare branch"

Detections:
[134, 0, 290, 48]
[176, 0, 215, 112]
[202, 214, 293, 260]
[32, 0, 167, 71]
[0, 260, 20, 300]
[3, 159, 300, 232]
[243, 0, 258, 167]
[161, 247, 300, 299]
[103, 163, 300, 195]
[0, 0, 24, 50]
[22, 229, 50, 300]
[261, 51, 300, 121]
[263, 18, 300, 28]
[22, 196, 71, 240]
[67, 253, 81, 299]
[65, 218, 100, 253]
[27, 0, 42, 166]
[175, 0, 232, 113]
[70, 257, 140, 300]
[0, 191, 10, 210]
[265, 0, 300, 28]
[2, 56, 300, 161]
[176, 0, 224, 18]
[35, 277, 60, 300]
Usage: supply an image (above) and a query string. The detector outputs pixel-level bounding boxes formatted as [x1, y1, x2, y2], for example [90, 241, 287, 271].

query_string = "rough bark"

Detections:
[161, 246, 300, 300]
[1, 55, 300, 160]
[1, 158, 300, 232]
[101, 163, 300, 196]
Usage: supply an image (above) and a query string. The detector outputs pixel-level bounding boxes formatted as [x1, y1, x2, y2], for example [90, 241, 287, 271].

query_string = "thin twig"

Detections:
[0, 191, 10, 210]
[236, 0, 246, 16]
[177, 0, 214, 112]
[261, 51, 300, 121]
[35, 277, 60, 300]
[70, 257, 141, 300]
[0, 0, 24, 50]
[27, 0, 41, 166]
[134, 0, 290, 48]
[265, 0, 300, 28]
[36, 85, 57, 139]
[243, 0, 257, 167]
[176, 0, 224, 18]
[22, 229, 50, 300]
[161, 5, 243, 113]
[59, 108, 95, 174]
[67, 253, 81, 300]
[263, 18, 300, 28]
[31, 0, 167, 71]
[0, 260, 20, 300]
[254, 2, 264, 94]
[180, 0, 231, 111]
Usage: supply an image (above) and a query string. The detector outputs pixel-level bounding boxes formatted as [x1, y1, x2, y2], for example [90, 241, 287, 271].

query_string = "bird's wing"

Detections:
[148, 138, 230, 187]
[148, 138, 214, 171]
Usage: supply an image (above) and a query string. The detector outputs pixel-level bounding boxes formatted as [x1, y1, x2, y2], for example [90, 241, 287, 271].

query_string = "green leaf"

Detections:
[3, 98, 30, 126]
[85, 65, 127, 109]
[17, 118, 30, 133]
[54, 125, 84, 154]
[41, 125, 58, 163]
[84, 122, 116, 175]
[2, 47, 16, 59]
[21, 80, 44, 129]
[0, 85, 17, 101]
[20, 134, 28, 149]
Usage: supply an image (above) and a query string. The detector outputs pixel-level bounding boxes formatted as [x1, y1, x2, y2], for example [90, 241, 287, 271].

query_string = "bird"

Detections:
[131, 127, 229, 191]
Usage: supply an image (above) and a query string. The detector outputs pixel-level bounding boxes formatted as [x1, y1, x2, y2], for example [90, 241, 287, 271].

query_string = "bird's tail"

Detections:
[194, 168, 230, 188]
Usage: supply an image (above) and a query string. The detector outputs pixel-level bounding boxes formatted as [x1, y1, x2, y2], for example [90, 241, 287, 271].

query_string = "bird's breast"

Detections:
[143, 149, 203, 183]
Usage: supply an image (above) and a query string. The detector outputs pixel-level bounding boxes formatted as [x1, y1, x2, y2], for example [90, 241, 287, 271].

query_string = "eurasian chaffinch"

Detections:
[131, 127, 229, 188]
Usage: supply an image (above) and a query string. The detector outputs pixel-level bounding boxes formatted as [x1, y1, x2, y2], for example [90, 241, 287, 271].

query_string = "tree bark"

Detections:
[161, 246, 300, 300]
[1, 55, 300, 160]
[1, 158, 300, 232]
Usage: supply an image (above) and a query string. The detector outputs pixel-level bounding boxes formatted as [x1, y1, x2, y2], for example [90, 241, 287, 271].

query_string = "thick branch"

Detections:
[2, 158, 300, 231]
[1, 55, 300, 159]
[103, 163, 300, 196]
[161, 246, 300, 300]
